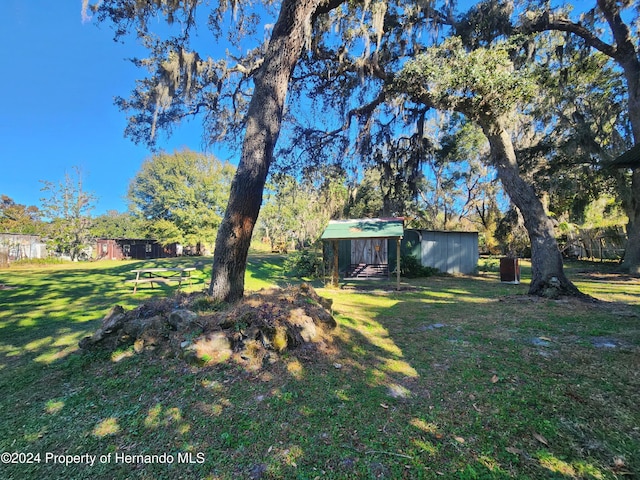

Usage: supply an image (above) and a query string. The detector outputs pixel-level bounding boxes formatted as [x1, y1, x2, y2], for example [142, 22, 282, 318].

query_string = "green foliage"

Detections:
[400, 254, 439, 278]
[283, 249, 323, 278]
[582, 195, 627, 230]
[90, 210, 149, 239]
[0, 195, 43, 234]
[343, 169, 384, 219]
[395, 36, 535, 119]
[127, 148, 234, 249]
[258, 173, 347, 250]
[39, 167, 96, 261]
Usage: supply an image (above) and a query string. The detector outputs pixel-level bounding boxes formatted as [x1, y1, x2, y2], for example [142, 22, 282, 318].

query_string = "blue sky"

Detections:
[0, 1, 228, 215]
[0, 1, 593, 217]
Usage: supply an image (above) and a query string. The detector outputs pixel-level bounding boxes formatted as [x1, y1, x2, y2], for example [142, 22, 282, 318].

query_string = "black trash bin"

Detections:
[500, 257, 520, 284]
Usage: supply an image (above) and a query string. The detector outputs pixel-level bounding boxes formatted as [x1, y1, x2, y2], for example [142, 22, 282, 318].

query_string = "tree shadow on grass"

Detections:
[323, 278, 639, 479]
[1, 259, 638, 479]
[0, 258, 215, 368]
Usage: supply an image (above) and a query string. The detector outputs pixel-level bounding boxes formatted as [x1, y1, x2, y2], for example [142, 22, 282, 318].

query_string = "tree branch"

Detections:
[519, 10, 618, 60]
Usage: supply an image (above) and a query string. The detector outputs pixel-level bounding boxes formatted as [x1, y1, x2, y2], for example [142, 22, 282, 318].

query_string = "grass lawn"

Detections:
[0, 255, 638, 479]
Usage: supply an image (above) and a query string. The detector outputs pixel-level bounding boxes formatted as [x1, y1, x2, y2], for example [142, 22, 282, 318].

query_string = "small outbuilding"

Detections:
[321, 218, 404, 289]
[0, 233, 48, 263]
[403, 229, 479, 275]
[95, 238, 175, 260]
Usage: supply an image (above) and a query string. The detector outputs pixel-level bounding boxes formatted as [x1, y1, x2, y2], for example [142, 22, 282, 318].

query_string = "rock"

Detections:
[591, 337, 618, 348]
[168, 309, 198, 331]
[139, 316, 169, 347]
[248, 463, 268, 480]
[123, 316, 154, 337]
[288, 308, 319, 343]
[531, 337, 551, 347]
[420, 323, 445, 331]
[80, 306, 127, 346]
[101, 305, 127, 333]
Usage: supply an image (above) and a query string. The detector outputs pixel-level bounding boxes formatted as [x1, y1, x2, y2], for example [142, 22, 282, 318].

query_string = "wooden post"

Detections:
[396, 237, 401, 290]
[332, 240, 340, 287]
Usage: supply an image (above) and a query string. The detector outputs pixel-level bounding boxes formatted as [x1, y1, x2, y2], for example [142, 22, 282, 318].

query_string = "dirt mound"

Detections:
[79, 283, 336, 368]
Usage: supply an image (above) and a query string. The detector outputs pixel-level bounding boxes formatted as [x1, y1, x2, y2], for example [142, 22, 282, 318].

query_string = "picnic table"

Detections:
[127, 267, 195, 293]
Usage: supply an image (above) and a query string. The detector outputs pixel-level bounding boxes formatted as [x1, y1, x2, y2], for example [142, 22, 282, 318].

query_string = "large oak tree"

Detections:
[395, 38, 581, 296]
[520, 0, 640, 274]
[91, 0, 343, 301]
[128, 148, 233, 252]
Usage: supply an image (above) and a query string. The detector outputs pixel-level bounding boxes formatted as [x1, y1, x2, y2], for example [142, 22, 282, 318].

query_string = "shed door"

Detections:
[351, 239, 387, 264]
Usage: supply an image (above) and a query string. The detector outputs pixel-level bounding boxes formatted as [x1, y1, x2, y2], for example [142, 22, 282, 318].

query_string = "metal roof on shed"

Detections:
[321, 218, 404, 240]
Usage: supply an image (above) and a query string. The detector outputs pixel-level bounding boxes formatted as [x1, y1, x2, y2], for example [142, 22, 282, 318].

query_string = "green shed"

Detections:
[321, 218, 404, 288]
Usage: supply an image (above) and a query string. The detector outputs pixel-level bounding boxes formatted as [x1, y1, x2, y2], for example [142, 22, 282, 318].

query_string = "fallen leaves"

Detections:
[533, 433, 549, 446]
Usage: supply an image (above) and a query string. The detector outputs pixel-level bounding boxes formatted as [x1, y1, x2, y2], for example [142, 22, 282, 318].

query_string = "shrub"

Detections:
[284, 249, 322, 278]
[9, 257, 68, 267]
[400, 254, 439, 278]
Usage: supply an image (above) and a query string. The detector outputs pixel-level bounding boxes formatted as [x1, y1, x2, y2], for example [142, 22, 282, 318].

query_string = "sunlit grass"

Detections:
[93, 417, 121, 437]
[0, 256, 638, 479]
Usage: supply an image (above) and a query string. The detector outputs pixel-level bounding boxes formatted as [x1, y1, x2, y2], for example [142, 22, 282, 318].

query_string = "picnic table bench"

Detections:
[127, 267, 195, 293]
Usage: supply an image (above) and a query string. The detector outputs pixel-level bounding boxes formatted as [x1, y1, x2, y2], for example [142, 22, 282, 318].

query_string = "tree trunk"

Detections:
[600, 0, 640, 275]
[208, 0, 323, 302]
[623, 169, 640, 274]
[478, 117, 582, 296]
[620, 61, 640, 274]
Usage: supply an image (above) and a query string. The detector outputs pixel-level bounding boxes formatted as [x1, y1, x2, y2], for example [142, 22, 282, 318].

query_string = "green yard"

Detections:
[0, 256, 638, 479]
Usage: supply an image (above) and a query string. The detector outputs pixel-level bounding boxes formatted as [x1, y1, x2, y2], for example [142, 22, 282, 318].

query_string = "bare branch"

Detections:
[519, 10, 618, 60]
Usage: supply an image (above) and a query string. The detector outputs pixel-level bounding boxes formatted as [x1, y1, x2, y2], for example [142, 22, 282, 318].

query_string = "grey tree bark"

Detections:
[523, 0, 640, 275]
[208, 0, 326, 302]
[477, 115, 581, 296]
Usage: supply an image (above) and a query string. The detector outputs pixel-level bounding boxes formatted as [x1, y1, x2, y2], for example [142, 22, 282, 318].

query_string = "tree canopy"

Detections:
[90, 0, 639, 299]
[89, 210, 149, 240]
[0, 196, 42, 235]
[127, 149, 234, 251]
[39, 167, 96, 261]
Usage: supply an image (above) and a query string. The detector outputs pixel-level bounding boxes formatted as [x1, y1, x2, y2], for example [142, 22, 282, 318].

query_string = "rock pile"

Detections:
[79, 283, 336, 368]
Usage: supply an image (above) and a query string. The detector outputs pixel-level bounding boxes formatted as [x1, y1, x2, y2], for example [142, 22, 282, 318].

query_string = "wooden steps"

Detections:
[346, 263, 389, 278]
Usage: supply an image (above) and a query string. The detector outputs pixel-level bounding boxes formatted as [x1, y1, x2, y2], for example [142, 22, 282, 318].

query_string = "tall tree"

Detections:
[90, 210, 149, 240]
[39, 167, 96, 261]
[395, 37, 581, 296]
[520, 0, 640, 274]
[208, 0, 344, 301]
[128, 149, 234, 252]
[0, 195, 43, 235]
[91, 0, 343, 301]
